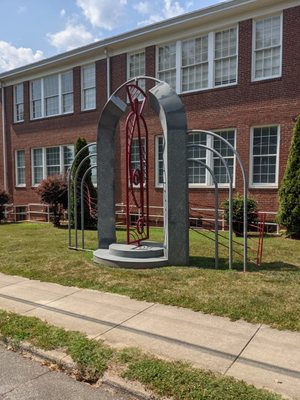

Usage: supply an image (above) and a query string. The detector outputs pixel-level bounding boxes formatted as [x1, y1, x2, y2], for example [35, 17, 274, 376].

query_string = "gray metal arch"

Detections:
[81, 165, 97, 250]
[187, 143, 233, 269]
[189, 158, 219, 269]
[188, 130, 248, 272]
[68, 142, 96, 249]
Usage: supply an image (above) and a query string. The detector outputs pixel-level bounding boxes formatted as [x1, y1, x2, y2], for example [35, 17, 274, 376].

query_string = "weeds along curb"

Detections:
[0, 338, 156, 400]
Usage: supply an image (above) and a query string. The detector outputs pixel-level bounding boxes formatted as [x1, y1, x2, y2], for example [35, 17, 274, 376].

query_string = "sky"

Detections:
[0, 0, 224, 73]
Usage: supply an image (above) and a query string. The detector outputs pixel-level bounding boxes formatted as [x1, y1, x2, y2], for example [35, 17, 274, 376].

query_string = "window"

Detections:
[157, 26, 238, 93]
[88, 144, 97, 186]
[30, 71, 73, 119]
[182, 36, 209, 92]
[251, 126, 279, 186]
[156, 136, 165, 186]
[14, 84, 24, 122]
[157, 43, 177, 89]
[188, 133, 207, 185]
[32, 145, 74, 186]
[214, 28, 237, 86]
[32, 148, 44, 185]
[82, 64, 96, 110]
[156, 130, 236, 187]
[213, 130, 235, 184]
[253, 15, 282, 80]
[15, 150, 26, 186]
[128, 51, 146, 94]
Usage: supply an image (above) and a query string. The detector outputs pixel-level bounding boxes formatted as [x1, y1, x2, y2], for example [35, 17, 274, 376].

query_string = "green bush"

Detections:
[36, 175, 67, 227]
[0, 189, 9, 222]
[278, 116, 300, 239]
[223, 194, 258, 236]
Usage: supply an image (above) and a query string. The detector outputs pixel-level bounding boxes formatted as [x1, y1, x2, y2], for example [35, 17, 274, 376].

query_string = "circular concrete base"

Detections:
[93, 242, 168, 269]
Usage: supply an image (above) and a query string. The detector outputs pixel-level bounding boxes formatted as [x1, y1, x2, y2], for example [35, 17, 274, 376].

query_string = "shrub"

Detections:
[223, 194, 258, 236]
[277, 116, 300, 239]
[0, 189, 9, 222]
[36, 175, 67, 227]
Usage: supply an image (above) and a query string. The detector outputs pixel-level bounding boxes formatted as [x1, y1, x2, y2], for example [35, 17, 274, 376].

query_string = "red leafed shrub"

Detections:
[36, 175, 68, 227]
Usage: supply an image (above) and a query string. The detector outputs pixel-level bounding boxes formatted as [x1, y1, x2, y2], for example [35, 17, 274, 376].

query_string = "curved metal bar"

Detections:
[188, 158, 219, 269]
[109, 76, 161, 100]
[68, 142, 96, 249]
[188, 129, 248, 272]
[80, 165, 97, 250]
[187, 144, 233, 269]
[73, 153, 96, 249]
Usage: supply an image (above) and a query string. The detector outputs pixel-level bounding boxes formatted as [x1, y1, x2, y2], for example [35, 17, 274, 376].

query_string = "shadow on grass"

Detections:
[189, 256, 300, 272]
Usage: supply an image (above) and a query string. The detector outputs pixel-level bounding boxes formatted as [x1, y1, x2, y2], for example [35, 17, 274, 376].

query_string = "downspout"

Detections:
[1, 82, 7, 191]
[104, 48, 110, 100]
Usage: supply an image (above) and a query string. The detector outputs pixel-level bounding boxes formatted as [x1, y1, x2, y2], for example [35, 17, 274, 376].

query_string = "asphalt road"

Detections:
[0, 345, 146, 400]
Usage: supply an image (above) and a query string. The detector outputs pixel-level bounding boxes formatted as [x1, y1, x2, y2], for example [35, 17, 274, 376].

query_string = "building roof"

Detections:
[0, 0, 294, 84]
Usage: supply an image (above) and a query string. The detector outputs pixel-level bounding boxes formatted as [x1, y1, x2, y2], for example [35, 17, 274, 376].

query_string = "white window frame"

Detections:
[14, 83, 24, 123]
[15, 150, 26, 187]
[30, 70, 73, 120]
[155, 129, 236, 189]
[252, 13, 283, 82]
[249, 125, 280, 189]
[81, 64, 96, 111]
[31, 145, 74, 187]
[127, 50, 146, 84]
[156, 25, 238, 94]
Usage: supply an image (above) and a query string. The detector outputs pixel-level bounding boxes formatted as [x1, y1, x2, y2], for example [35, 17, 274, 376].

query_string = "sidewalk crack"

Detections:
[224, 324, 262, 376]
[93, 303, 155, 340]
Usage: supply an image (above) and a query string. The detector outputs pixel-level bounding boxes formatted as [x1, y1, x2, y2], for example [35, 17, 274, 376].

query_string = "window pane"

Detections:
[128, 51, 146, 96]
[44, 75, 59, 97]
[61, 71, 73, 93]
[45, 96, 59, 116]
[188, 133, 207, 184]
[158, 44, 176, 89]
[157, 136, 164, 185]
[214, 28, 237, 86]
[213, 130, 235, 184]
[82, 65, 96, 110]
[83, 65, 95, 88]
[16, 150, 25, 185]
[46, 147, 60, 176]
[63, 145, 74, 173]
[254, 16, 281, 79]
[252, 127, 278, 184]
[83, 87, 96, 110]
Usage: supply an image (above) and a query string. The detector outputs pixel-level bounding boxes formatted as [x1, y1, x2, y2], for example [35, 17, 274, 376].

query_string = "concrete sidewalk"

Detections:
[0, 272, 299, 399]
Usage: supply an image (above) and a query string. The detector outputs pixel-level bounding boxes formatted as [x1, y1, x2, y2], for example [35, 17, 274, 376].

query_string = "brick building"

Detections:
[0, 0, 299, 221]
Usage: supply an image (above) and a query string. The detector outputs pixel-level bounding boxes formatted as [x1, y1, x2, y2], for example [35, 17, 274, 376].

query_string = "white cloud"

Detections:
[135, 0, 187, 25]
[47, 23, 94, 52]
[76, 0, 127, 30]
[60, 9, 66, 17]
[0, 41, 44, 72]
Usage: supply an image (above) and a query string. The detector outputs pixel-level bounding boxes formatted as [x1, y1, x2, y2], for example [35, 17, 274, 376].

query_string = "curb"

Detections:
[0, 339, 157, 400]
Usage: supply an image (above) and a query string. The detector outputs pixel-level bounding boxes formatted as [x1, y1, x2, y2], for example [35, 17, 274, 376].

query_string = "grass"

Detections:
[0, 310, 282, 400]
[0, 223, 300, 331]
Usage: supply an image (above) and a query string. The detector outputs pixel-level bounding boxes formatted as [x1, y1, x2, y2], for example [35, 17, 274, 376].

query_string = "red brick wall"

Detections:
[1, 6, 300, 216]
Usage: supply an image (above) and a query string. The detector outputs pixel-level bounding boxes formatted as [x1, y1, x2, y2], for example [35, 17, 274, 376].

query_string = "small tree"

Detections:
[223, 194, 258, 236]
[0, 189, 9, 222]
[278, 116, 300, 238]
[37, 175, 67, 227]
[70, 137, 97, 228]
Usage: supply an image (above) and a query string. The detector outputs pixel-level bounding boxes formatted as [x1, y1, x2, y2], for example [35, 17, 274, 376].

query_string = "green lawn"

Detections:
[0, 222, 299, 331]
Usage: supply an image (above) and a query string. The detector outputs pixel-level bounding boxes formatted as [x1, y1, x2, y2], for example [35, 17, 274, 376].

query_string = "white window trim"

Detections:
[31, 145, 74, 187]
[81, 63, 96, 111]
[15, 150, 26, 187]
[249, 125, 280, 189]
[155, 130, 236, 189]
[14, 83, 24, 123]
[156, 25, 239, 95]
[251, 13, 283, 82]
[30, 71, 74, 120]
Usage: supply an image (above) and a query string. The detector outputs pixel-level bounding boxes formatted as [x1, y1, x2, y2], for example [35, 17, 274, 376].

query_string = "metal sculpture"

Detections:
[125, 84, 149, 245]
